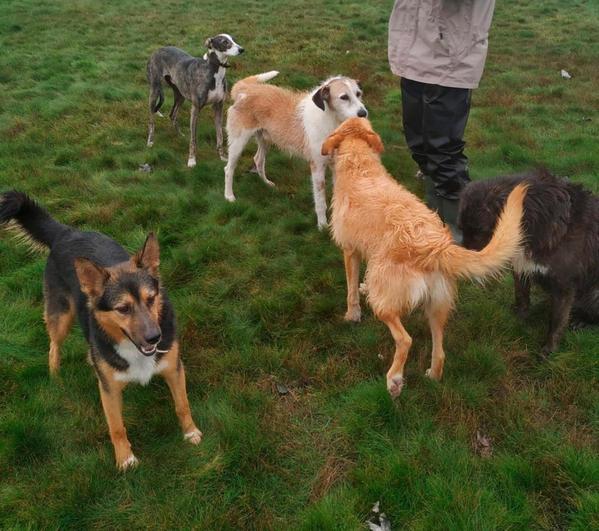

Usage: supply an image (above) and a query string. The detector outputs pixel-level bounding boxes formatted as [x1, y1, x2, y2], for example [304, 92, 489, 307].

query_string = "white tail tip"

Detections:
[256, 70, 279, 83]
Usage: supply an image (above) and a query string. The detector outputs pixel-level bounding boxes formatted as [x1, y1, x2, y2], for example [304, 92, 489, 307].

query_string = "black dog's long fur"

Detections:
[458, 170, 599, 355]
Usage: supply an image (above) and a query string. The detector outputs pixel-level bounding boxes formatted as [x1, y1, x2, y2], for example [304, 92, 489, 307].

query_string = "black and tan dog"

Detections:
[0, 191, 202, 470]
[458, 170, 599, 355]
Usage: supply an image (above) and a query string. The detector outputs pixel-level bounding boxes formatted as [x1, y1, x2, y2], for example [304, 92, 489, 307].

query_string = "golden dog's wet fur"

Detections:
[324, 118, 528, 397]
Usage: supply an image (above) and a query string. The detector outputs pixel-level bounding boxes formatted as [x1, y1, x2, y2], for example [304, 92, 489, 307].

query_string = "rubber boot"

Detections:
[438, 196, 462, 244]
[423, 175, 463, 244]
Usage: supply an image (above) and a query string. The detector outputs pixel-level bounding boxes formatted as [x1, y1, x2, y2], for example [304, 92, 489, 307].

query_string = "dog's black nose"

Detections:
[145, 332, 162, 346]
[357, 108, 368, 118]
[238, 47, 245, 54]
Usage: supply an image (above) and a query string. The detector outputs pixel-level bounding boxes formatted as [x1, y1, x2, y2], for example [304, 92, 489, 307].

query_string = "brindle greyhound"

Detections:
[146, 34, 244, 167]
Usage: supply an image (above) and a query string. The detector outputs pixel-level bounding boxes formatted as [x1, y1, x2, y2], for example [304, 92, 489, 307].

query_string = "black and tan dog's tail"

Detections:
[0, 191, 68, 251]
[231, 70, 279, 101]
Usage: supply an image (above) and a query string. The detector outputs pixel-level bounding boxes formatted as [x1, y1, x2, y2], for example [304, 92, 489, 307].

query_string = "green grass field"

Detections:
[1, 0, 598, 528]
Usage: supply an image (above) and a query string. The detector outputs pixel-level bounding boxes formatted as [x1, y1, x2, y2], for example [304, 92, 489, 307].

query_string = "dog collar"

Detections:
[206, 51, 229, 68]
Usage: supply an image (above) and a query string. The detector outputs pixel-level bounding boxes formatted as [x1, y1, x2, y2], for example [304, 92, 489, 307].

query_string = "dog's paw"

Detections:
[156, 111, 165, 118]
[358, 282, 368, 296]
[512, 304, 530, 319]
[386, 374, 404, 398]
[539, 344, 554, 360]
[187, 157, 197, 168]
[224, 193, 236, 202]
[569, 319, 589, 331]
[425, 368, 442, 381]
[219, 154, 228, 162]
[317, 220, 329, 231]
[184, 429, 203, 445]
[146, 140, 153, 147]
[344, 307, 361, 322]
[118, 454, 139, 471]
[263, 178, 276, 188]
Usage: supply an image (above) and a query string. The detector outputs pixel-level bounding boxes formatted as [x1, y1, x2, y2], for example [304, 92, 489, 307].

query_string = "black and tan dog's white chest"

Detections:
[111, 340, 169, 385]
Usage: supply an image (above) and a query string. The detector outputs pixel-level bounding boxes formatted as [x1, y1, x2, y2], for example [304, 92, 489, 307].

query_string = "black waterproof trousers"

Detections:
[400, 77, 472, 200]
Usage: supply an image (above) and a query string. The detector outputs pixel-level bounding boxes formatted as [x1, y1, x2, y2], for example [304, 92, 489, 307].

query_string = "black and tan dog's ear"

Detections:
[312, 85, 330, 111]
[133, 232, 160, 275]
[365, 131, 384, 154]
[204, 37, 213, 49]
[74, 258, 109, 297]
[321, 132, 343, 156]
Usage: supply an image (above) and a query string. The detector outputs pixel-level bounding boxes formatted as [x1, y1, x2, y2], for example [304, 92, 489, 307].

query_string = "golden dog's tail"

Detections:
[440, 183, 528, 280]
[231, 70, 279, 100]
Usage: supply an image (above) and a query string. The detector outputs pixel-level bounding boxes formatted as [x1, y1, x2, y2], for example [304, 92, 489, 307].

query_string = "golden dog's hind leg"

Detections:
[160, 343, 202, 445]
[97, 378, 137, 470]
[379, 313, 412, 398]
[425, 298, 452, 381]
[343, 248, 362, 322]
[44, 294, 75, 376]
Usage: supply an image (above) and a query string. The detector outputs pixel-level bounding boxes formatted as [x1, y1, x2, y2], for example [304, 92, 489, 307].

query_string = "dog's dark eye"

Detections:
[147, 296, 155, 307]
[340, 94, 349, 101]
[115, 304, 131, 315]
[356, 91, 362, 98]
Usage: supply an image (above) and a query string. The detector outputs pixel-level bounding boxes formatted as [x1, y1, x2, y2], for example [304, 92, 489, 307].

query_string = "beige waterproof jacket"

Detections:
[388, 0, 495, 89]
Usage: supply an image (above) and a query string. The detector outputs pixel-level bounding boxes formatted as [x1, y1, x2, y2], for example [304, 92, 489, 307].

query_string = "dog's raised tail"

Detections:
[440, 183, 528, 280]
[0, 191, 68, 251]
[231, 70, 279, 100]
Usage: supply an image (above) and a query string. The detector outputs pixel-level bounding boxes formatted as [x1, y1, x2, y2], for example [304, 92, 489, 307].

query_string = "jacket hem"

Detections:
[390, 66, 480, 90]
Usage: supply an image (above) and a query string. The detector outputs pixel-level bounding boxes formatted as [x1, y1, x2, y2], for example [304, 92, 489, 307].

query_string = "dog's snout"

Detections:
[145, 332, 162, 346]
[238, 46, 245, 54]
[357, 108, 368, 118]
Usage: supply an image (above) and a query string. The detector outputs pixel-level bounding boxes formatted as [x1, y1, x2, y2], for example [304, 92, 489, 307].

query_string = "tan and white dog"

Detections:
[224, 72, 367, 229]
[323, 118, 527, 397]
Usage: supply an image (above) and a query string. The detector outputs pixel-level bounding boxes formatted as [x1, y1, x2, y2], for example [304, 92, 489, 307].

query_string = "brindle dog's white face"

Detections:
[312, 77, 368, 121]
[207, 34, 244, 57]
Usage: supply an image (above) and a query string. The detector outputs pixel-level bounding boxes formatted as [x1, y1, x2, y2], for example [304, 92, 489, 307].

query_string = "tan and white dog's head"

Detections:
[312, 77, 367, 121]
[321, 117, 384, 158]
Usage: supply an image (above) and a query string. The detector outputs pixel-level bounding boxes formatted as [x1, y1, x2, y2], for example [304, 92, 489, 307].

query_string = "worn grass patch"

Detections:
[1, 0, 598, 528]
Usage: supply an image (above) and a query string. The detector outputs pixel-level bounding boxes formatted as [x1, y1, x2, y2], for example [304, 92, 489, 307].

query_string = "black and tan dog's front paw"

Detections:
[117, 453, 139, 471]
[184, 428, 203, 445]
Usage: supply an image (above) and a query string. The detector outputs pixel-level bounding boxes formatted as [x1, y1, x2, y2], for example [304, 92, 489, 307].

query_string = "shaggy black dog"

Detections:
[458, 170, 599, 356]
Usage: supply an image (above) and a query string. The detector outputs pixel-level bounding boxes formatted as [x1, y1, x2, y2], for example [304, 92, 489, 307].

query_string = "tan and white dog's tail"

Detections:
[439, 183, 528, 281]
[231, 70, 279, 100]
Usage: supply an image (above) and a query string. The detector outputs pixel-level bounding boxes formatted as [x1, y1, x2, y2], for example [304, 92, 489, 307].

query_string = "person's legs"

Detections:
[421, 84, 472, 239]
[400, 78, 428, 175]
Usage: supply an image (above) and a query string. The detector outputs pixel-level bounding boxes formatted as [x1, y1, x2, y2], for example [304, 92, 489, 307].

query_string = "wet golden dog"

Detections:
[322, 118, 527, 397]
